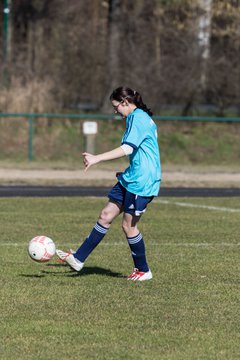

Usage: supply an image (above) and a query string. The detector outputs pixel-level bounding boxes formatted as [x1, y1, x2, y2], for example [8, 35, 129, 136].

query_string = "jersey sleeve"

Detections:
[122, 114, 147, 149]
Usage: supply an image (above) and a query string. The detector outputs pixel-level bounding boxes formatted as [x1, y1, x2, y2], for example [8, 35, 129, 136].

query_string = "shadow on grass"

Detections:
[68, 266, 125, 278]
[20, 274, 46, 278]
[20, 265, 125, 279]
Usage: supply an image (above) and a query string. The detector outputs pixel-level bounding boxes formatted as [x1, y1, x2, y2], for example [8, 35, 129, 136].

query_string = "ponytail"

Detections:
[110, 87, 153, 117]
[133, 90, 153, 117]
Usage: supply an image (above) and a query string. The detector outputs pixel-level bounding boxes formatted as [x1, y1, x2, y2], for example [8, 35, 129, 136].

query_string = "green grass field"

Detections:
[0, 196, 239, 360]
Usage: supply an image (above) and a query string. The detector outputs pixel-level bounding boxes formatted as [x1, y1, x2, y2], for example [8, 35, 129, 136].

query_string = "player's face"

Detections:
[111, 100, 133, 118]
[112, 100, 124, 115]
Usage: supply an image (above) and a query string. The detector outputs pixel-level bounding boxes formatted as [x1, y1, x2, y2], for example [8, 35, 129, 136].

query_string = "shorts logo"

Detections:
[128, 204, 135, 209]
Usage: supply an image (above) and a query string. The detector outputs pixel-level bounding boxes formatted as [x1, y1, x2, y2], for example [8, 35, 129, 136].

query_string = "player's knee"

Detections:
[99, 209, 112, 226]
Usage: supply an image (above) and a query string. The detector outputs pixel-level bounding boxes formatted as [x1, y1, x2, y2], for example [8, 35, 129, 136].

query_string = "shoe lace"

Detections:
[56, 251, 71, 263]
[128, 268, 138, 277]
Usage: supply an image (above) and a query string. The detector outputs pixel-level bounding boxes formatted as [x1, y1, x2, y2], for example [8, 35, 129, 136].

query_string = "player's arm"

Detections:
[83, 144, 133, 172]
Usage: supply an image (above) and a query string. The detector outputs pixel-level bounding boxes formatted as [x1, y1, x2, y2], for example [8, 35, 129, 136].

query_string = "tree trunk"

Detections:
[197, 0, 212, 90]
[101, 0, 122, 113]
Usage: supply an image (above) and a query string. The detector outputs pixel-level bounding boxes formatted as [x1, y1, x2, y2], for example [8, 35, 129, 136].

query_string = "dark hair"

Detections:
[110, 86, 153, 117]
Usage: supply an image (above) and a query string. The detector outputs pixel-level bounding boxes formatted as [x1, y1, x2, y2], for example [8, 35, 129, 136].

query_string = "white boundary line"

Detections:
[1, 242, 239, 247]
[155, 199, 240, 213]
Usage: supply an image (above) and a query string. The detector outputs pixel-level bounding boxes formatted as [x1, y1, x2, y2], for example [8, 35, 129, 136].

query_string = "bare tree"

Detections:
[206, 0, 240, 114]
[197, 0, 212, 90]
[1, 0, 240, 115]
[101, 0, 123, 112]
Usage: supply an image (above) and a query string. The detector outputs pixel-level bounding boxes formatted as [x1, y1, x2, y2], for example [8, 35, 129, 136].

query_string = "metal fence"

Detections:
[1, 113, 240, 161]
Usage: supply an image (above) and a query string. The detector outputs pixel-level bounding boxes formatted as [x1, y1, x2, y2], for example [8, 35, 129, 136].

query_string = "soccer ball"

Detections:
[28, 235, 56, 262]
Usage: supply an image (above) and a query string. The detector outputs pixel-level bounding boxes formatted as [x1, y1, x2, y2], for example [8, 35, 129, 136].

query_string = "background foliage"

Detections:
[0, 0, 240, 115]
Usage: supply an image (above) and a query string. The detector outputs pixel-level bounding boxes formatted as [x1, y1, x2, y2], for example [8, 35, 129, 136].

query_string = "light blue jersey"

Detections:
[118, 108, 161, 196]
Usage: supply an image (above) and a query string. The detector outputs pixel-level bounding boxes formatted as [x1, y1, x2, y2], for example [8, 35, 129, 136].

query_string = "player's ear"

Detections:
[123, 99, 129, 106]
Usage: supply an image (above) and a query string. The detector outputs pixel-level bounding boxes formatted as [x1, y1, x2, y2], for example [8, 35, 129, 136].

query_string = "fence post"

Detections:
[82, 121, 98, 153]
[28, 116, 34, 161]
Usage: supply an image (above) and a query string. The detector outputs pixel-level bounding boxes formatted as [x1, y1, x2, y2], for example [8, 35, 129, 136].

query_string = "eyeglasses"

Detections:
[112, 100, 123, 112]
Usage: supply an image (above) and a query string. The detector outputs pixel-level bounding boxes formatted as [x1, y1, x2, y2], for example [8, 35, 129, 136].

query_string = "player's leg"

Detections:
[122, 212, 148, 270]
[56, 201, 121, 270]
[122, 192, 154, 280]
[122, 213, 152, 281]
[74, 200, 121, 262]
[56, 182, 125, 271]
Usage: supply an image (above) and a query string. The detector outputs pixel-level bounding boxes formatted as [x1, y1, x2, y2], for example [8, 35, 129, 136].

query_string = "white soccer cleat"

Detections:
[127, 268, 153, 281]
[56, 249, 84, 272]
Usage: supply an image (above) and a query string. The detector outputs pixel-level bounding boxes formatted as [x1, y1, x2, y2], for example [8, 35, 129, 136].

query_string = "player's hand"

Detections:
[82, 152, 98, 172]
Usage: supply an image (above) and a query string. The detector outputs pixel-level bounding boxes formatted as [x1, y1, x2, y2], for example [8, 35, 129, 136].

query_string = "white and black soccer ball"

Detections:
[28, 235, 56, 262]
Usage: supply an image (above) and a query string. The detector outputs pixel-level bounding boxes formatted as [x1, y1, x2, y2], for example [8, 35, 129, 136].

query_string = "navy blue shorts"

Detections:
[108, 182, 154, 216]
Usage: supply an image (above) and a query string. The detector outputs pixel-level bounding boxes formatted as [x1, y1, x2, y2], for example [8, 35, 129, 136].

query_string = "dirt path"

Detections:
[0, 167, 239, 187]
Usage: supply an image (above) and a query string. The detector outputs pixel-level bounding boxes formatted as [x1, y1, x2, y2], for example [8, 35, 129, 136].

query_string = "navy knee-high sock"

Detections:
[127, 233, 149, 272]
[74, 222, 108, 262]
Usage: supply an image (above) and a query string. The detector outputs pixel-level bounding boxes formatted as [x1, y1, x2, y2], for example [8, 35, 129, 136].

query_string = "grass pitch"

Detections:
[0, 197, 239, 360]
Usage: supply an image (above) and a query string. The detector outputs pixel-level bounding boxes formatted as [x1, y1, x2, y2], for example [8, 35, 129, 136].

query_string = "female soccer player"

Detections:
[56, 86, 161, 281]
